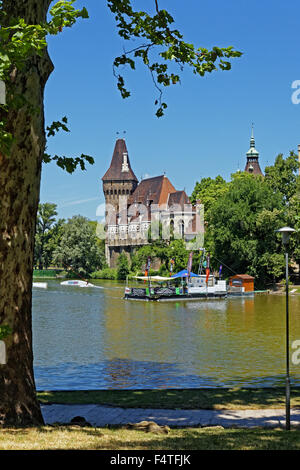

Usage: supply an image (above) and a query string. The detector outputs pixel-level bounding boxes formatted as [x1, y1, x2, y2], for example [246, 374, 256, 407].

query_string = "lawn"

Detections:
[1, 425, 300, 450]
[37, 387, 300, 410]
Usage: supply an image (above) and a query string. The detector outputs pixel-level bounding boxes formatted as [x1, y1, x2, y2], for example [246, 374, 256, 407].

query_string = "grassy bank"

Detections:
[1, 426, 300, 450]
[37, 387, 300, 410]
[33, 269, 63, 279]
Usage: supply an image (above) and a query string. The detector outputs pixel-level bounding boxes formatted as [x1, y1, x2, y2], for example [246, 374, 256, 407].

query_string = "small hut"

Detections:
[229, 274, 254, 292]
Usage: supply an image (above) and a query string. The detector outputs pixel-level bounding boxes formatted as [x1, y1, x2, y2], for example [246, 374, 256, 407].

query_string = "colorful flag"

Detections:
[144, 257, 151, 280]
[205, 268, 210, 284]
[219, 265, 223, 279]
[169, 258, 175, 276]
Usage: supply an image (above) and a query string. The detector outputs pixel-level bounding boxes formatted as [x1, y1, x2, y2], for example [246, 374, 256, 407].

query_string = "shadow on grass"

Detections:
[37, 387, 300, 410]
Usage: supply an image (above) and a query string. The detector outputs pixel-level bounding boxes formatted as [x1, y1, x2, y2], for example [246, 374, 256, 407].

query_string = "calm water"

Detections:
[32, 280, 300, 390]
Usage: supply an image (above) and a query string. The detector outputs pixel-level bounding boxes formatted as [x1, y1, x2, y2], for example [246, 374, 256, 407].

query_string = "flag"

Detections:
[187, 252, 193, 278]
[169, 258, 175, 276]
[144, 257, 151, 281]
[206, 253, 210, 269]
[205, 268, 210, 284]
[219, 265, 223, 279]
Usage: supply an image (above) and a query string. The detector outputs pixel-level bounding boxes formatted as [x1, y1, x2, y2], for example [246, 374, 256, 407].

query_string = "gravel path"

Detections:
[41, 404, 300, 428]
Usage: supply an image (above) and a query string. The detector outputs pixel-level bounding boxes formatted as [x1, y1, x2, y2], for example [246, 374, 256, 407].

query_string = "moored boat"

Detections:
[60, 280, 95, 288]
[124, 271, 227, 301]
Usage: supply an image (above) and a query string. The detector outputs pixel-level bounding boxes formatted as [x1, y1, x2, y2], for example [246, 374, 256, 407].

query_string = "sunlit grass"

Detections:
[1, 426, 300, 450]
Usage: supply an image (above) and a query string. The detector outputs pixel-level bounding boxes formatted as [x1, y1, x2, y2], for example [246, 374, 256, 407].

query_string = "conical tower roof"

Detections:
[102, 139, 138, 181]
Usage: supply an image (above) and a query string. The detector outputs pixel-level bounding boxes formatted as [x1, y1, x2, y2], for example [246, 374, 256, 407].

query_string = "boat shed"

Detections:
[229, 274, 254, 292]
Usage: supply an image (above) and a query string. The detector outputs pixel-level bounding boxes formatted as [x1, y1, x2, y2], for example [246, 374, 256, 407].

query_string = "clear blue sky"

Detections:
[41, 0, 300, 221]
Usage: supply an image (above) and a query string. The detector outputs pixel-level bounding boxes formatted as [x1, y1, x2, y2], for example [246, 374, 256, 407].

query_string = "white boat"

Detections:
[60, 280, 95, 288]
[33, 282, 48, 289]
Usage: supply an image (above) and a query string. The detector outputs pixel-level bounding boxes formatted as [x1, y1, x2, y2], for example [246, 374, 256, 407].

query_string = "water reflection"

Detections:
[32, 280, 300, 390]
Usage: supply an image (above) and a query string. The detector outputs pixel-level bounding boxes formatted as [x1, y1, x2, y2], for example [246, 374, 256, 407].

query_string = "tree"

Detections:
[264, 151, 300, 203]
[207, 173, 285, 287]
[190, 175, 228, 219]
[0, 1, 241, 426]
[34, 202, 58, 269]
[117, 253, 130, 280]
[53, 216, 103, 277]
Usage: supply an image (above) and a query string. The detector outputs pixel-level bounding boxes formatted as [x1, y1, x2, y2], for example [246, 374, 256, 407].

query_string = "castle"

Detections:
[102, 139, 199, 267]
[102, 129, 263, 267]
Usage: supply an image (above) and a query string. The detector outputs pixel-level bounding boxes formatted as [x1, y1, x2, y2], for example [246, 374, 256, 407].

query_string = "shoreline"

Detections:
[37, 387, 300, 410]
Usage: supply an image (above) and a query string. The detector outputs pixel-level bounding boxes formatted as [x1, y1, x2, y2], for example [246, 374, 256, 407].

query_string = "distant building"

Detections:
[102, 139, 199, 267]
[244, 127, 263, 176]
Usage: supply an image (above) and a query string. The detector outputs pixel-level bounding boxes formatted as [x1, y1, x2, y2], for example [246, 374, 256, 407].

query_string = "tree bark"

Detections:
[0, 0, 53, 426]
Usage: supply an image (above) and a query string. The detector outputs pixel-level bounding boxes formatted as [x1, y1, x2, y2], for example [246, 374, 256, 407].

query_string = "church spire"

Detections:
[250, 123, 255, 148]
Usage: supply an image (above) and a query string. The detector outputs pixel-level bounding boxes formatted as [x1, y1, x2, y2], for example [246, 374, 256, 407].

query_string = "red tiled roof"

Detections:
[102, 139, 138, 181]
[168, 190, 190, 208]
[129, 175, 176, 206]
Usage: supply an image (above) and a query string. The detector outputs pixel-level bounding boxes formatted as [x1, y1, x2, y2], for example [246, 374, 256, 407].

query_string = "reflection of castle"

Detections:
[102, 139, 199, 267]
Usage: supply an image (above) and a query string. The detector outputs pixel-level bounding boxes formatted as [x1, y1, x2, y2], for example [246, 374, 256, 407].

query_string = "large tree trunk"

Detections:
[0, 0, 53, 426]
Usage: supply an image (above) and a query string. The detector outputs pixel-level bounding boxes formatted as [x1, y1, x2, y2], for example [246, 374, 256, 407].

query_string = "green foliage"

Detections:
[206, 172, 285, 286]
[0, 1, 89, 154]
[117, 253, 130, 280]
[108, 0, 242, 116]
[53, 215, 105, 277]
[265, 151, 300, 203]
[34, 203, 59, 270]
[43, 116, 95, 173]
[91, 268, 117, 280]
[287, 190, 300, 264]
[190, 175, 228, 219]
[0, 324, 12, 340]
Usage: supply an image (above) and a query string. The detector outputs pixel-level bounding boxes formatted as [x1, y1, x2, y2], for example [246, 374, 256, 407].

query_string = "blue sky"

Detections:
[41, 0, 300, 221]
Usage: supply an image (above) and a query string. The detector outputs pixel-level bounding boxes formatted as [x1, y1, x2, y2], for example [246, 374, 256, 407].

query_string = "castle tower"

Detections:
[245, 126, 263, 175]
[102, 139, 138, 266]
[102, 138, 138, 212]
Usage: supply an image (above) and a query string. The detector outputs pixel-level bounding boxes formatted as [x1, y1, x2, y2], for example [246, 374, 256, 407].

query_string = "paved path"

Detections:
[41, 404, 300, 429]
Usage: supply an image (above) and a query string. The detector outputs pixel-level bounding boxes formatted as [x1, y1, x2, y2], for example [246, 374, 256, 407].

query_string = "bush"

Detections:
[117, 253, 130, 280]
[90, 268, 117, 280]
[158, 264, 169, 276]
[33, 269, 60, 278]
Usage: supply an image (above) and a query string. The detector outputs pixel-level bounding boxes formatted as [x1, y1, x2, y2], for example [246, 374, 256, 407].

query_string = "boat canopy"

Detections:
[135, 275, 171, 282]
[171, 269, 200, 278]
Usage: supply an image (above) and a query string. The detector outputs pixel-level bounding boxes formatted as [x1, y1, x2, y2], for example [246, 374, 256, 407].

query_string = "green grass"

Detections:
[37, 387, 300, 410]
[1, 426, 300, 450]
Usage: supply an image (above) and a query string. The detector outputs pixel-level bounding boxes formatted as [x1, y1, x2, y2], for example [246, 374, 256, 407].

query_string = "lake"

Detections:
[32, 280, 300, 390]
